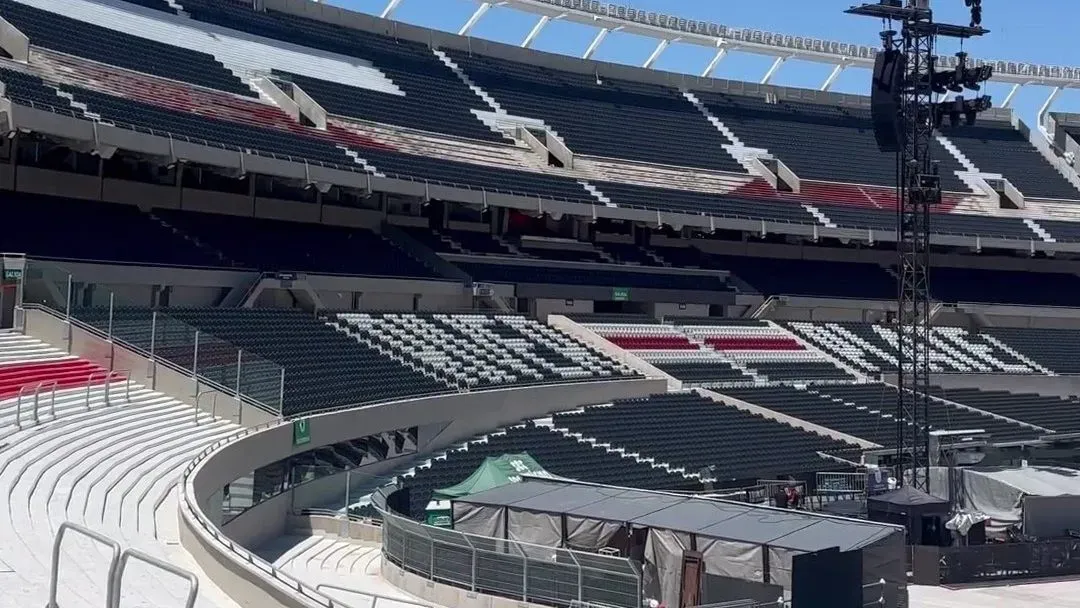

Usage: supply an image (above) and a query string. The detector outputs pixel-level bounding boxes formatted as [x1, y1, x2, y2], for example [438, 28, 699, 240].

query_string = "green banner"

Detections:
[293, 419, 311, 446]
[612, 286, 631, 302]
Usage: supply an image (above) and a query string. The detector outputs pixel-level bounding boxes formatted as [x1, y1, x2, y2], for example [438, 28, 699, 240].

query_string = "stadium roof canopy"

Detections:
[452, 478, 899, 551]
[378, 0, 1079, 113]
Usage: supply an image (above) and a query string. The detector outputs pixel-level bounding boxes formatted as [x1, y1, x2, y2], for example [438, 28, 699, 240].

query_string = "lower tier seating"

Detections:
[75, 307, 454, 415]
[398, 421, 702, 518]
[928, 386, 1080, 433]
[332, 312, 635, 390]
[811, 383, 1040, 445]
[553, 392, 859, 481]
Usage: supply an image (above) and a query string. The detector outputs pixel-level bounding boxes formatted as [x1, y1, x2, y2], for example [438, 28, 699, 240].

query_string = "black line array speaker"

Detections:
[872, 49, 905, 153]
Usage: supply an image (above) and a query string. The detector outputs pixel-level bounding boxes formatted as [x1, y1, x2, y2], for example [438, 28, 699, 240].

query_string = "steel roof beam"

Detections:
[379, 0, 404, 19]
[760, 56, 787, 85]
[582, 27, 610, 61]
[642, 39, 671, 70]
[521, 14, 552, 48]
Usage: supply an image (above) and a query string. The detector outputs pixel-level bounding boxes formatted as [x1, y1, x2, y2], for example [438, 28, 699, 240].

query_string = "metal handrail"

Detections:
[85, 369, 131, 409]
[111, 547, 199, 608]
[195, 390, 218, 425]
[47, 522, 121, 608]
[32, 379, 57, 424]
[315, 582, 433, 608]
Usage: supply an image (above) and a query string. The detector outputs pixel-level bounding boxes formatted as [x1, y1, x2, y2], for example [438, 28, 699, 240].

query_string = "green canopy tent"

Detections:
[425, 453, 561, 526]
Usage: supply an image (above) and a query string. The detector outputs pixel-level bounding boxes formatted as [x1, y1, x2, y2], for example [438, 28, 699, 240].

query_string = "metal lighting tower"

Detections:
[846, 1, 988, 490]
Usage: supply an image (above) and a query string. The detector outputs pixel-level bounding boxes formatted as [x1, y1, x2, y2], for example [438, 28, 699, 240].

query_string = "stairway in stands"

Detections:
[0, 331, 242, 608]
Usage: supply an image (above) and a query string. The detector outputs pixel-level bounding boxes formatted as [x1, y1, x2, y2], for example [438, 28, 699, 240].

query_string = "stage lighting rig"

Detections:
[846, 0, 989, 492]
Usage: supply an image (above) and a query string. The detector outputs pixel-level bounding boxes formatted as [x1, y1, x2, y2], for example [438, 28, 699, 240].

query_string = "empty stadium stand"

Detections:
[591, 180, 818, 224]
[928, 386, 1080, 433]
[0, 193, 227, 267]
[700, 255, 896, 299]
[931, 267, 1080, 307]
[442, 49, 744, 172]
[553, 392, 859, 481]
[331, 312, 636, 390]
[940, 121, 1080, 200]
[154, 210, 439, 278]
[811, 383, 1041, 444]
[398, 421, 701, 518]
[982, 326, 1080, 374]
[818, 206, 1041, 240]
[690, 89, 968, 192]
[0, 0, 253, 96]
[784, 321, 1039, 375]
[588, 321, 855, 385]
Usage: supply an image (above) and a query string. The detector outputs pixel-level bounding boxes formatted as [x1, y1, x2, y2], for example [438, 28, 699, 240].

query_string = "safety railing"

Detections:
[47, 522, 122, 608]
[195, 390, 218, 425]
[14, 378, 56, 429]
[112, 547, 199, 608]
[316, 582, 433, 608]
[85, 369, 131, 410]
[378, 504, 643, 608]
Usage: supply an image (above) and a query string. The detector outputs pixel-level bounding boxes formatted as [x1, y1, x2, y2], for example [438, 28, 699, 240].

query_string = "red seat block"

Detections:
[704, 337, 804, 351]
[607, 336, 698, 350]
[0, 359, 120, 400]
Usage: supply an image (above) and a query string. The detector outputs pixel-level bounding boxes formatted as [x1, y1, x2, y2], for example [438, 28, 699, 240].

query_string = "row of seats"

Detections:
[784, 321, 1038, 375]
[332, 312, 635, 390]
[397, 421, 701, 518]
[553, 392, 859, 482]
[928, 386, 1080, 433]
[725, 383, 1042, 449]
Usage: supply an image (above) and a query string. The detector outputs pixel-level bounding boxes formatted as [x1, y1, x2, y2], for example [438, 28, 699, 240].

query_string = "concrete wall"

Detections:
[182, 375, 661, 608]
[288, 514, 382, 543]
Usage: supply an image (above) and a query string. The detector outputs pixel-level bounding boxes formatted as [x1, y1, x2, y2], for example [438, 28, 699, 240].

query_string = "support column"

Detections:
[582, 28, 609, 60]
[820, 61, 847, 92]
[459, 2, 492, 37]
[521, 15, 550, 48]
[379, 0, 404, 19]
[642, 39, 671, 69]
[760, 56, 787, 85]
[1037, 86, 1063, 129]
[700, 44, 728, 78]
[1000, 83, 1023, 109]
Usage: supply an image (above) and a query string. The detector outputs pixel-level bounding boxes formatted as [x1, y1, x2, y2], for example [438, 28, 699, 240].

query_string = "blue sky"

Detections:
[330, 0, 1079, 128]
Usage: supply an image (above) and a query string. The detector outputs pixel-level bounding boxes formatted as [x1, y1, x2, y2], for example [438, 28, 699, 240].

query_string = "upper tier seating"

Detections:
[0, 193, 225, 267]
[272, 70, 501, 143]
[553, 392, 858, 481]
[459, 262, 732, 291]
[784, 322, 1037, 375]
[812, 383, 1039, 444]
[154, 210, 438, 278]
[177, 0, 503, 142]
[691, 90, 967, 192]
[1035, 219, 1080, 243]
[599, 242, 664, 266]
[593, 180, 817, 224]
[332, 312, 635, 389]
[928, 386, 1080, 433]
[940, 121, 1080, 200]
[398, 421, 701, 518]
[76, 307, 453, 415]
[818, 206, 1039, 240]
[0, 0, 252, 96]
[982, 327, 1080, 374]
[443, 49, 743, 173]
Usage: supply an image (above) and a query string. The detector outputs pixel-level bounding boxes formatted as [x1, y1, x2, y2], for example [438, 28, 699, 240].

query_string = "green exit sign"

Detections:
[612, 287, 631, 302]
[293, 418, 311, 446]
[2, 269, 22, 281]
